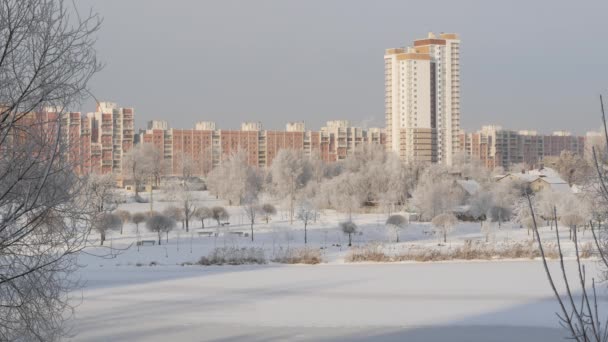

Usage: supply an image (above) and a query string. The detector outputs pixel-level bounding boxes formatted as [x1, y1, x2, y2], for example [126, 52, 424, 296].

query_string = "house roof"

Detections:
[455, 179, 481, 196]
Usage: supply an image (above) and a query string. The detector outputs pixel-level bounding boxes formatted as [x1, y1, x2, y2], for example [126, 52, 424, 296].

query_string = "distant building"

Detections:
[458, 126, 585, 170]
[147, 120, 169, 130]
[139, 121, 386, 177]
[385, 32, 461, 165]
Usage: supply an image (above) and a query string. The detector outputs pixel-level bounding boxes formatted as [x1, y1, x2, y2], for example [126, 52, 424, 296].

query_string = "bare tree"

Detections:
[194, 206, 212, 228]
[243, 197, 260, 242]
[261, 203, 277, 224]
[115, 210, 131, 235]
[386, 215, 408, 243]
[340, 221, 358, 247]
[0, 1, 101, 340]
[296, 200, 316, 244]
[431, 213, 458, 243]
[165, 182, 196, 231]
[212, 206, 229, 226]
[146, 214, 176, 245]
[526, 96, 608, 341]
[132, 212, 146, 233]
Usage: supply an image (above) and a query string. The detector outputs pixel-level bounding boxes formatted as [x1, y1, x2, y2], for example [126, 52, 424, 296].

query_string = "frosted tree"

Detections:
[115, 210, 131, 235]
[536, 189, 561, 229]
[212, 206, 229, 226]
[327, 172, 366, 220]
[468, 189, 494, 224]
[411, 165, 463, 221]
[270, 149, 311, 224]
[194, 207, 212, 228]
[296, 200, 317, 244]
[146, 214, 176, 245]
[261, 203, 277, 224]
[163, 206, 185, 228]
[207, 150, 263, 205]
[431, 213, 458, 243]
[340, 221, 358, 247]
[132, 212, 147, 233]
[93, 213, 122, 246]
[544, 150, 593, 186]
[385, 215, 408, 243]
[165, 182, 197, 231]
[487, 179, 522, 227]
[87, 173, 119, 214]
[243, 196, 260, 242]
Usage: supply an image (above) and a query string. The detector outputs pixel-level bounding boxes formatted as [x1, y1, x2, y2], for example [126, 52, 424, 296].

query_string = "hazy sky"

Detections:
[78, 0, 608, 134]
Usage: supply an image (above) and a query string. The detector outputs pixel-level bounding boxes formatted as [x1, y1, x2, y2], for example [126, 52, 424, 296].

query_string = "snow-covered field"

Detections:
[66, 190, 606, 341]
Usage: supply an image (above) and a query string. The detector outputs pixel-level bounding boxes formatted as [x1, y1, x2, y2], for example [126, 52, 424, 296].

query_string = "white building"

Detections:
[384, 32, 460, 165]
[241, 121, 262, 132]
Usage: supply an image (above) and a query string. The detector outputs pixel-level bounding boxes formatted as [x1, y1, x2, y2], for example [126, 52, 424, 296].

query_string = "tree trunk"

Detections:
[100, 231, 105, 246]
[304, 223, 308, 244]
[443, 230, 447, 243]
[201, 219, 205, 228]
[250, 222, 254, 242]
[158, 232, 162, 245]
[166, 231, 169, 243]
[348, 233, 352, 247]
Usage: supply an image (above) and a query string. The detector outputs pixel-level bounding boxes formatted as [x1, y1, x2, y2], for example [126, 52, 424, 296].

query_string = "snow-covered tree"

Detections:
[212, 206, 229, 226]
[164, 181, 197, 231]
[93, 213, 121, 246]
[411, 165, 463, 221]
[296, 200, 317, 244]
[327, 172, 366, 219]
[261, 203, 277, 224]
[194, 206, 212, 228]
[132, 212, 146, 233]
[146, 214, 176, 245]
[340, 221, 358, 247]
[270, 149, 311, 224]
[163, 206, 185, 228]
[385, 215, 408, 243]
[431, 213, 458, 243]
[468, 189, 494, 223]
[115, 210, 131, 235]
[207, 150, 263, 205]
[87, 173, 119, 214]
[243, 196, 260, 242]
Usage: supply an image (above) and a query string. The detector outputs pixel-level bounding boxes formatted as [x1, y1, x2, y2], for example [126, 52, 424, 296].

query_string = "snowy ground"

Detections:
[66, 190, 606, 341]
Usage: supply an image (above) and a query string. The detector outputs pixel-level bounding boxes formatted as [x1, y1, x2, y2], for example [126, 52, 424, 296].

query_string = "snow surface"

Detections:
[66, 190, 606, 341]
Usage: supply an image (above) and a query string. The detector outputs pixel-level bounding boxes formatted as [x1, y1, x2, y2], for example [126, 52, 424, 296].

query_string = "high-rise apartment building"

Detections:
[89, 102, 135, 175]
[385, 32, 460, 165]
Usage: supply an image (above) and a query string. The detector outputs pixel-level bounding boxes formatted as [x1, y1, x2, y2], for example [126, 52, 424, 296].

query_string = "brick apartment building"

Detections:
[139, 120, 386, 177]
[458, 125, 586, 170]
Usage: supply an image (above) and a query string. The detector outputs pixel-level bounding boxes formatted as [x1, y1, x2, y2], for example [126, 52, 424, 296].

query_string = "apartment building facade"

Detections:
[458, 125, 585, 170]
[139, 120, 386, 177]
[385, 32, 460, 165]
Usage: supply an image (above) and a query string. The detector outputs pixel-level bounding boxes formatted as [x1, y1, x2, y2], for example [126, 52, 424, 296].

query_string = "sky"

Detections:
[77, 0, 608, 134]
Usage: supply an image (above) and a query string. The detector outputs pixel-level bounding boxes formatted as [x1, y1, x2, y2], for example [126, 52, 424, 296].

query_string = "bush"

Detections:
[134, 194, 149, 203]
[272, 247, 323, 264]
[198, 247, 266, 265]
[346, 240, 562, 263]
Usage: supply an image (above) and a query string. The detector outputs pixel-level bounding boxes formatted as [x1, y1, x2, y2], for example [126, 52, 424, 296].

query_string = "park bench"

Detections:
[197, 231, 215, 237]
[136, 240, 156, 246]
[228, 231, 245, 237]
[220, 222, 230, 227]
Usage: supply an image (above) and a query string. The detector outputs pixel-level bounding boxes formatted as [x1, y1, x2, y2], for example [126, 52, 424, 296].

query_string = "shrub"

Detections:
[346, 240, 563, 263]
[198, 247, 266, 265]
[272, 247, 323, 264]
